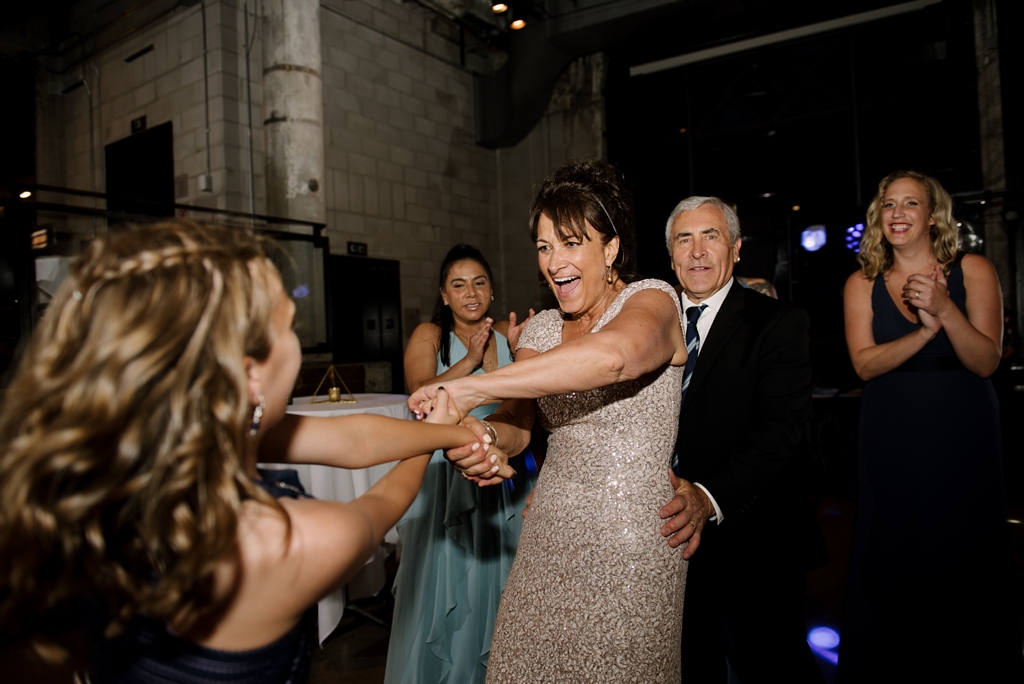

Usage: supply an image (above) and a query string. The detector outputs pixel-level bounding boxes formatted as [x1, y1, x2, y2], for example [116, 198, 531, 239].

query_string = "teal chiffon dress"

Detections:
[384, 331, 536, 684]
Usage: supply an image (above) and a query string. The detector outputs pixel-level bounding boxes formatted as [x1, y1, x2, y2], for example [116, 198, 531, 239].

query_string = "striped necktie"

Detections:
[672, 304, 706, 477]
[681, 304, 707, 403]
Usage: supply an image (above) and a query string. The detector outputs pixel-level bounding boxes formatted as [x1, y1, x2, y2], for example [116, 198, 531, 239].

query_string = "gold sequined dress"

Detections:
[485, 279, 687, 684]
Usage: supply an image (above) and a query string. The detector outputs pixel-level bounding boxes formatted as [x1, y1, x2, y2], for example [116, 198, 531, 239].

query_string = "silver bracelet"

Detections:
[479, 419, 499, 448]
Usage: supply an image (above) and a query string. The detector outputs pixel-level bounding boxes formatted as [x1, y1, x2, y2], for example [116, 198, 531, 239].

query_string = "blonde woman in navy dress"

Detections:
[840, 171, 1021, 680]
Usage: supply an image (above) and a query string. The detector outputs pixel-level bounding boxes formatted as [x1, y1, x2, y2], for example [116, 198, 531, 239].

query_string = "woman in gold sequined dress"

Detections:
[409, 160, 690, 683]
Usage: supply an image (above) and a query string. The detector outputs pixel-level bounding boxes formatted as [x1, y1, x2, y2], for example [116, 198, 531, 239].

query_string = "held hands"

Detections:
[659, 470, 713, 560]
[507, 309, 536, 354]
[441, 415, 516, 486]
[423, 388, 460, 425]
[409, 378, 483, 421]
[903, 265, 949, 335]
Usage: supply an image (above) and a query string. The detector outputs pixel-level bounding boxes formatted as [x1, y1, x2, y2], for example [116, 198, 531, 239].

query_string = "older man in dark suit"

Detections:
[659, 197, 826, 683]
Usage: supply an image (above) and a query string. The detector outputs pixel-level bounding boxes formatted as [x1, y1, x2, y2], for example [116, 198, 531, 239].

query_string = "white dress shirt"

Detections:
[682, 277, 735, 525]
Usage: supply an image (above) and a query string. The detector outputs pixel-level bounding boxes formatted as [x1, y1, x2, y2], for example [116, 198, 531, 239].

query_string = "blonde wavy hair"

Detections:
[858, 170, 960, 280]
[0, 220, 282, 659]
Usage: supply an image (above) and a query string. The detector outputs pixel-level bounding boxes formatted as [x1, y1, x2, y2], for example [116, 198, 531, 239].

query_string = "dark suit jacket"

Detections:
[675, 282, 823, 573]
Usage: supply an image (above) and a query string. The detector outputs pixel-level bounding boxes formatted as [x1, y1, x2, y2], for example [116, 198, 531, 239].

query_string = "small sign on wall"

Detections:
[131, 116, 147, 134]
[347, 241, 368, 256]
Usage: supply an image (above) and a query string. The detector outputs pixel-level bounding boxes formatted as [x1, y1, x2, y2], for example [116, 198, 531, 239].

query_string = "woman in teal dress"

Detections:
[385, 245, 536, 684]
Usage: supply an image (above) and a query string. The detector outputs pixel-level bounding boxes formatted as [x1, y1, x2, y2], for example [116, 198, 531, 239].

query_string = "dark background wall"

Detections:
[605, 0, 983, 390]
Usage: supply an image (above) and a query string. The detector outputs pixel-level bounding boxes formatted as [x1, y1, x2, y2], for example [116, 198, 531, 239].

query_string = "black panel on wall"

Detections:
[105, 121, 174, 217]
[329, 255, 404, 393]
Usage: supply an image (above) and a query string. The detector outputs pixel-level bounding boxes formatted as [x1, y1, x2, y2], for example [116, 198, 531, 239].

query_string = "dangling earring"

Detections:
[249, 394, 265, 437]
[606, 265, 614, 284]
[491, 294, 494, 301]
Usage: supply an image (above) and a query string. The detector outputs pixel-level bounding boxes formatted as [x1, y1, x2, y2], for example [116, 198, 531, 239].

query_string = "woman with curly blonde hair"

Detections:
[0, 220, 477, 683]
[839, 172, 1020, 680]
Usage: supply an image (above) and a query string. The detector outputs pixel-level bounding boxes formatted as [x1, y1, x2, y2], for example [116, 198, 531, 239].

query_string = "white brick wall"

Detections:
[41, 0, 603, 343]
[320, 0, 500, 328]
[53, 0, 264, 213]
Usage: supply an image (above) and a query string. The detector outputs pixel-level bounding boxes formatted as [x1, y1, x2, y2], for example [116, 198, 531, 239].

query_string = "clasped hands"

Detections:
[411, 388, 516, 487]
[902, 264, 950, 335]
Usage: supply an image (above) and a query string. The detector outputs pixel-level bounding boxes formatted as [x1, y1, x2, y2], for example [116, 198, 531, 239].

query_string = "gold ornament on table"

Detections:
[310, 365, 357, 404]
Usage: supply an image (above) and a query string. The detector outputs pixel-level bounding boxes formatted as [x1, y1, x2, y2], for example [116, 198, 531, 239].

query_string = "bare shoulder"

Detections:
[844, 269, 872, 296]
[409, 321, 442, 344]
[621, 285, 679, 313]
[237, 498, 370, 579]
[235, 499, 291, 568]
[960, 253, 998, 280]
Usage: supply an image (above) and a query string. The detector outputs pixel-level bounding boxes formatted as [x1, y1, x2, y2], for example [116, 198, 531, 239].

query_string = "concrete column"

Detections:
[973, 0, 1010, 300]
[261, 0, 325, 223]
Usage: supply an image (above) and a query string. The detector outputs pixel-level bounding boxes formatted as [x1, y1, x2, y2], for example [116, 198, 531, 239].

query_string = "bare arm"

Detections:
[844, 271, 936, 381]
[258, 413, 477, 468]
[905, 255, 1002, 377]
[410, 289, 686, 416]
[448, 408, 539, 489]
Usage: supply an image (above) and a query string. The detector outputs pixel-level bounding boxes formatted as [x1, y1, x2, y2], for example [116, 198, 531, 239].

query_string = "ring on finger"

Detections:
[687, 521, 696, 531]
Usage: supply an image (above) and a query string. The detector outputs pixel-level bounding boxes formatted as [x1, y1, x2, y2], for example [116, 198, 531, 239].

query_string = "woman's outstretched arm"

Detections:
[258, 412, 478, 468]
[409, 288, 686, 417]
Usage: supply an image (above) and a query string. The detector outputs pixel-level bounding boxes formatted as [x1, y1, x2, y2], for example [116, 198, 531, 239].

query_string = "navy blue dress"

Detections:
[838, 255, 1020, 681]
[89, 470, 316, 683]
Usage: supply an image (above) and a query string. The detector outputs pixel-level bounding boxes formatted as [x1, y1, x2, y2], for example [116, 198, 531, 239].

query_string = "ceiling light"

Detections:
[511, 18, 526, 29]
[492, 2, 508, 12]
[19, 191, 32, 199]
[791, 205, 800, 211]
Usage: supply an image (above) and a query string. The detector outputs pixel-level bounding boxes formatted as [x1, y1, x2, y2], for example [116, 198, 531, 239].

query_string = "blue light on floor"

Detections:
[807, 626, 840, 665]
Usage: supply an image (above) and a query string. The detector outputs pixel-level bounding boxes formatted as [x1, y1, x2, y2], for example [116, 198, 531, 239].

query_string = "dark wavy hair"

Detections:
[431, 244, 495, 367]
[529, 159, 641, 284]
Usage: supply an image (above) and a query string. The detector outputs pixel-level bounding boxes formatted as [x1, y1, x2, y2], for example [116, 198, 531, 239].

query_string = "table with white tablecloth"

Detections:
[262, 393, 412, 643]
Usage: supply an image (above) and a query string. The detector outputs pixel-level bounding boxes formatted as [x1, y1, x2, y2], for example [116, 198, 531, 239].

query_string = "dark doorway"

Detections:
[104, 121, 174, 217]
[329, 255, 404, 393]
[0, 59, 35, 384]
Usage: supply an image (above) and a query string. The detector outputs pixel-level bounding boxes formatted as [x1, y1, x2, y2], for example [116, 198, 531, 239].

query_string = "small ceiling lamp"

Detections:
[492, 2, 508, 12]
[511, 17, 526, 29]
[19, 191, 32, 199]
